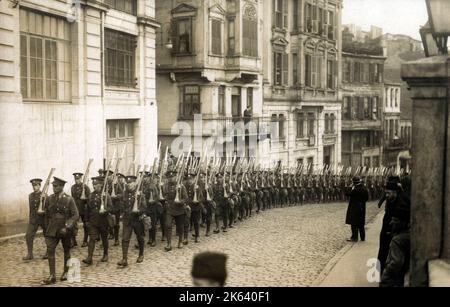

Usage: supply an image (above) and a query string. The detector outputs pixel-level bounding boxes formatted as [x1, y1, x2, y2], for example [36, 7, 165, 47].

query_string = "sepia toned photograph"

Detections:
[0, 0, 448, 291]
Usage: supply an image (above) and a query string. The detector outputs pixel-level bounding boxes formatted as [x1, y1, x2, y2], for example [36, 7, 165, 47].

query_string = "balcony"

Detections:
[385, 139, 410, 150]
[342, 119, 382, 131]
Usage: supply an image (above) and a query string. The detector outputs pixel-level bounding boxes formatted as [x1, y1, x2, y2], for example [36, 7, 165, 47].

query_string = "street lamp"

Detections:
[420, 21, 440, 57]
[425, 0, 450, 55]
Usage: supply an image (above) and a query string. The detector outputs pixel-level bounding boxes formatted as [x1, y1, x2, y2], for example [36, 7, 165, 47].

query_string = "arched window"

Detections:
[243, 4, 258, 57]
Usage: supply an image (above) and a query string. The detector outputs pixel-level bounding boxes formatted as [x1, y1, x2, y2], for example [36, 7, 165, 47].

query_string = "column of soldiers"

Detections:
[23, 151, 410, 285]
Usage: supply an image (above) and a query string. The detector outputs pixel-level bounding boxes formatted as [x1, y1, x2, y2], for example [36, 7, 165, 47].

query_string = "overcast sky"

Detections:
[342, 0, 428, 40]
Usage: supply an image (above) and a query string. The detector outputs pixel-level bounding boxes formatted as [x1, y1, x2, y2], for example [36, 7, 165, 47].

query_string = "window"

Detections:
[351, 97, 359, 120]
[293, 0, 299, 30]
[330, 114, 336, 133]
[372, 156, 379, 167]
[20, 9, 71, 101]
[325, 114, 330, 133]
[307, 157, 314, 173]
[273, 0, 287, 28]
[211, 19, 222, 55]
[327, 10, 335, 40]
[247, 87, 253, 109]
[363, 97, 371, 119]
[218, 86, 226, 116]
[354, 62, 361, 82]
[364, 157, 371, 168]
[105, 29, 136, 88]
[279, 114, 286, 139]
[390, 89, 394, 107]
[318, 7, 324, 35]
[327, 59, 336, 89]
[293, 53, 299, 85]
[228, 19, 235, 55]
[372, 97, 379, 119]
[273, 52, 288, 86]
[180, 86, 201, 118]
[343, 97, 351, 120]
[305, 3, 313, 33]
[305, 53, 322, 88]
[105, 0, 137, 15]
[308, 113, 315, 136]
[343, 60, 351, 83]
[173, 19, 192, 54]
[243, 13, 258, 57]
[376, 64, 384, 83]
[395, 89, 399, 107]
[297, 113, 305, 138]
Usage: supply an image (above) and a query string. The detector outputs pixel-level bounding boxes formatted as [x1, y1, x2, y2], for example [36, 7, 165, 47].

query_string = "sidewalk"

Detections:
[317, 211, 384, 287]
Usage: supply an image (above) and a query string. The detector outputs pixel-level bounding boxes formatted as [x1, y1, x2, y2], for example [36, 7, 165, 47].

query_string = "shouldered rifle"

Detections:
[37, 168, 56, 214]
[80, 159, 94, 200]
[132, 165, 148, 213]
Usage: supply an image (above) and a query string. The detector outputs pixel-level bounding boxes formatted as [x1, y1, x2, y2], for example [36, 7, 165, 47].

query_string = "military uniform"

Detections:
[70, 174, 91, 247]
[83, 178, 112, 265]
[110, 176, 125, 246]
[43, 177, 79, 284]
[118, 176, 147, 267]
[164, 172, 188, 251]
[213, 175, 228, 233]
[24, 179, 46, 260]
[143, 178, 162, 246]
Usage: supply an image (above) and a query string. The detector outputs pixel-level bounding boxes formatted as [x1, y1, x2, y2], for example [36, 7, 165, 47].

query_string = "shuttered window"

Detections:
[211, 19, 222, 55]
[105, 0, 137, 15]
[243, 18, 258, 57]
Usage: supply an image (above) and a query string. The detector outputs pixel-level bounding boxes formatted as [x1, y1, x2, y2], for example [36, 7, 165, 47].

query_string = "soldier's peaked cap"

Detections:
[52, 177, 67, 186]
[30, 178, 43, 184]
[91, 176, 105, 183]
[73, 173, 83, 178]
[126, 175, 138, 181]
[191, 252, 228, 284]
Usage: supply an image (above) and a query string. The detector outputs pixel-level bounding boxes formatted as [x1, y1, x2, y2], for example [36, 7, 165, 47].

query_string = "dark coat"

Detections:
[345, 184, 369, 226]
[28, 191, 44, 225]
[44, 192, 79, 237]
[86, 190, 112, 228]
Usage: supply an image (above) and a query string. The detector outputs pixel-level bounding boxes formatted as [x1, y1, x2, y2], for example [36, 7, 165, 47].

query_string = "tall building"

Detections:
[383, 83, 411, 168]
[341, 47, 385, 169]
[155, 0, 269, 159]
[262, 0, 343, 169]
[0, 0, 159, 231]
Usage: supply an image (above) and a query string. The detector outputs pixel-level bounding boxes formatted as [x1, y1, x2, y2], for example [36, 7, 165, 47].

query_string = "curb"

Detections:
[312, 210, 384, 286]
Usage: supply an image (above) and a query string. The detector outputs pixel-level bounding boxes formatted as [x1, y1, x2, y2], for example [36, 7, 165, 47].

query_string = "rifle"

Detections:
[37, 168, 56, 214]
[80, 159, 94, 200]
[111, 146, 127, 198]
[132, 165, 148, 213]
[158, 147, 169, 201]
[100, 149, 117, 214]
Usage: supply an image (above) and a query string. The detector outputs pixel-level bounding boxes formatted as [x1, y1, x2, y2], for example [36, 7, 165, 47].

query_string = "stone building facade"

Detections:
[0, 0, 159, 229]
[262, 0, 343, 170]
[341, 51, 385, 169]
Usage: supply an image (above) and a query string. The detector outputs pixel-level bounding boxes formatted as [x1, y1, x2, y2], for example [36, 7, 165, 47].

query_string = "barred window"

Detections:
[211, 19, 222, 55]
[20, 9, 71, 101]
[105, 0, 137, 16]
[180, 86, 201, 118]
[105, 29, 136, 88]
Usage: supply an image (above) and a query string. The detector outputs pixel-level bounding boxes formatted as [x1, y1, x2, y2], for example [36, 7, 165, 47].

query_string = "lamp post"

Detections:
[401, 0, 450, 287]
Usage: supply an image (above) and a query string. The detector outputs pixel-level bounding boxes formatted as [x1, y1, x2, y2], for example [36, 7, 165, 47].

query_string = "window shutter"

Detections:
[272, 0, 276, 27]
[283, 53, 289, 85]
[283, 0, 288, 28]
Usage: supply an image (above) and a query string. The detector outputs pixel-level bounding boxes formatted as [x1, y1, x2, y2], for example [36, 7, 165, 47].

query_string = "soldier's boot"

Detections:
[117, 241, 129, 267]
[108, 227, 114, 240]
[164, 235, 172, 252]
[82, 241, 95, 266]
[205, 223, 211, 237]
[137, 244, 144, 263]
[60, 254, 70, 281]
[178, 235, 184, 249]
[42, 253, 57, 285]
[101, 253, 108, 262]
[23, 235, 34, 261]
[183, 232, 189, 245]
[82, 226, 89, 247]
[113, 225, 120, 243]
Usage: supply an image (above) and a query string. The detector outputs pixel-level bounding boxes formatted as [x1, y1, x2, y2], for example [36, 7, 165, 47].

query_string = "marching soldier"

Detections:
[82, 176, 112, 265]
[144, 172, 161, 247]
[164, 169, 188, 251]
[199, 171, 214, 237]
[213, 173, 226, 233]
[190, 173, 204, 243]
[23, 179, 47, 261]
[42, 177, 79, 285]
[110, 173, 125, 246]
[71, 173, 91, 248]
[183, 173, 195, 245]
[117, 175, 147, 267]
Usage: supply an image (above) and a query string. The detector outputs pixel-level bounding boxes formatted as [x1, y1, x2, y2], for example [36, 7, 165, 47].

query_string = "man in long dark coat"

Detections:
[345, 176, 369, 242]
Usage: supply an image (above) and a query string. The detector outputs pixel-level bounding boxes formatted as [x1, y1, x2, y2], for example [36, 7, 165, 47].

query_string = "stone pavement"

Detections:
[0, 202, 381, 287]
[318, 211, 384, 287]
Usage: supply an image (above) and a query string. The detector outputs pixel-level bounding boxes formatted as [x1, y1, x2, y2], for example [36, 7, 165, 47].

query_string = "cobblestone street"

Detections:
[0, 202, 381, 287]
